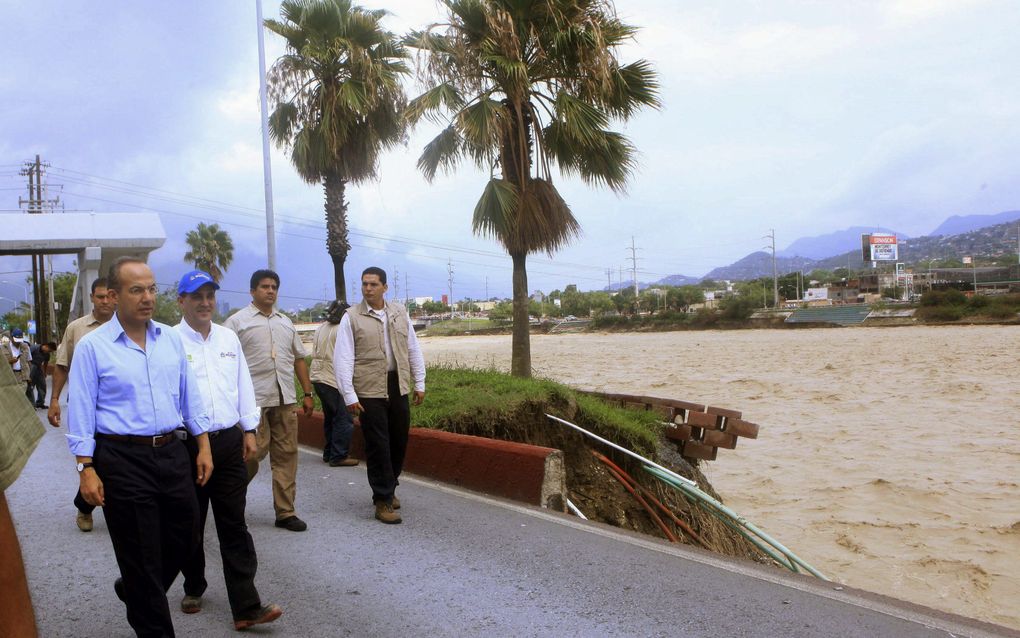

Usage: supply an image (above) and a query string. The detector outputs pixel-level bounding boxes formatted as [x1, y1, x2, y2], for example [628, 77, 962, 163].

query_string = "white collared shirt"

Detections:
[175, 320, 260, 433]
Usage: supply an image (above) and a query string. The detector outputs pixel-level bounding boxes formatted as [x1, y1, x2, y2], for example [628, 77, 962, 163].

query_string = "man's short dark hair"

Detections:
[44, 341, 57, 350]
[362, 267, 387, 285]
[108, 257, 146, 292]
[250, 269, 280, 291]
[91, 277, 109, 295]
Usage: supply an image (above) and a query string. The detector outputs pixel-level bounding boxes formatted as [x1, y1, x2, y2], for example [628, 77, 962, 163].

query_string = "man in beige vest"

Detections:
[334, 267, 425, 524]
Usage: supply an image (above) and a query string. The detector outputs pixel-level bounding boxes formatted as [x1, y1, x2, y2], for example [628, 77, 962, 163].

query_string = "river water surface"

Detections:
[420, 326, 1020, 630]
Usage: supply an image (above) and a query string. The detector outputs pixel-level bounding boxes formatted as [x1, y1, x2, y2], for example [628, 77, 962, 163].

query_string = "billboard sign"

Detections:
[861, 233, 898, 261]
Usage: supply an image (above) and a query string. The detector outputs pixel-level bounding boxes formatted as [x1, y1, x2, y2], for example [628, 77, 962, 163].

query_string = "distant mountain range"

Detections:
[776, 226, 905, 260]
[648, 210, 1020, 286]
[927, 210, 1020, 237]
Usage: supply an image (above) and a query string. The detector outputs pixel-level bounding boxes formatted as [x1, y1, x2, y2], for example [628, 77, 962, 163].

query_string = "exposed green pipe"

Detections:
[544, 413, 827, 580]
[646, 466, 827, 580]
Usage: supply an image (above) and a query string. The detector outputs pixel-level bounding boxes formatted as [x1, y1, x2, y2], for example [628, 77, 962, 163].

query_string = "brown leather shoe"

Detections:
[374, 501, 401, 524]
[181, 595, 202, 614]
[392, 495, 400, 510]
[328, 457, 359, 467]
[76, 511, 93, 532]
[233, 603, 283, 630]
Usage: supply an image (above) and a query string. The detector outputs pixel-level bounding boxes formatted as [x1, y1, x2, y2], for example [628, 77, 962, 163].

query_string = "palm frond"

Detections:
[417, 126, 464, 182]
[456, 97, 504, 161]
[406, 83, 464, 124]
[268, 102, 300, 146]
[472, 178, 518, 242]
[337, 79, 370, 112]
[598, 59, 661, 118]
[552, 91, 608, 146]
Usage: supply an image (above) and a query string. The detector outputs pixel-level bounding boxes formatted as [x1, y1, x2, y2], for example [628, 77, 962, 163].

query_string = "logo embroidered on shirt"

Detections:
[219, 351, 237, 359]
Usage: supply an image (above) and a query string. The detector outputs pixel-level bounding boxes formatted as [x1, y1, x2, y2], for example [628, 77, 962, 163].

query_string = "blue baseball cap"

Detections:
[10, 328, 24, 341]
[177, 270, 220, 295]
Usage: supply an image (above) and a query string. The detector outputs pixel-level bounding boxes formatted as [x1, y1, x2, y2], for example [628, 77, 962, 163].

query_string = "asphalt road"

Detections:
[7, 414, 1015, 638]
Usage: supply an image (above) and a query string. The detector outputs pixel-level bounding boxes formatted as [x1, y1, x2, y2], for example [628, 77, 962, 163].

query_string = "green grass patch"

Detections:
[413, 365, 662, 454]
[297, 362, 663, 455]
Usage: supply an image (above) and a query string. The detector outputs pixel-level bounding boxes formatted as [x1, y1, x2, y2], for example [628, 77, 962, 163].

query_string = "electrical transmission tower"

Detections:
[763, 229, 778, 308]
[627, 237, 642, 298]
[447, 259, 455, 315]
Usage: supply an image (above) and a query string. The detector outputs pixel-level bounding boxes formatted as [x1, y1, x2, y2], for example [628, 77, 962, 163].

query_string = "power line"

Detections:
[48, 165, 628, 273]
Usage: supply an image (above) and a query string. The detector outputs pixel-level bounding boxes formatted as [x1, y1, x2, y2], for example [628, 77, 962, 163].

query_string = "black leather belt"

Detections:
[96, 432, 176, 447]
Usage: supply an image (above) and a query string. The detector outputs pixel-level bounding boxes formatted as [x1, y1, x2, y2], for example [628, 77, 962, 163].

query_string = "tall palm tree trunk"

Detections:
[510, 251, 531, 378]
[324, 171, 351, 302]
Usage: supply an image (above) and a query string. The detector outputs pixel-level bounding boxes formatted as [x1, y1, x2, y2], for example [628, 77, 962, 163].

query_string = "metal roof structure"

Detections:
[0, 212, 165, 254]
[0, 212, 166, 331]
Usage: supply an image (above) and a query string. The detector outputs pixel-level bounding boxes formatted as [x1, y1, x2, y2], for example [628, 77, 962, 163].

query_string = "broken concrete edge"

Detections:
[296, 412, 567, 511]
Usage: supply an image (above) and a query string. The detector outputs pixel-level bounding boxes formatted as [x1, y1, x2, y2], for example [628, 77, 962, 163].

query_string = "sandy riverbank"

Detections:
[419, 326, 1020, 630]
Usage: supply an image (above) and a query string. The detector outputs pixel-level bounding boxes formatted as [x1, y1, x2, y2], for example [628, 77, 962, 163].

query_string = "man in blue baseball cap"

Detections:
[173, 270, 282, 631]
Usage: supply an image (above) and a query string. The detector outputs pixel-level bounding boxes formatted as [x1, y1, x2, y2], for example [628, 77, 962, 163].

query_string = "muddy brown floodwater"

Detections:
[420, 325, 1020, 630]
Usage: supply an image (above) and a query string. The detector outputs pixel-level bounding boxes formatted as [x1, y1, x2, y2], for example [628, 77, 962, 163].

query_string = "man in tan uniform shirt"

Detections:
[47, 277, 115, 532]
[224, 269, 314, 532]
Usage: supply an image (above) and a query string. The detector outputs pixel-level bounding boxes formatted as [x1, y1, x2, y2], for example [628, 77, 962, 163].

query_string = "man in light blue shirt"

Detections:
[67, 257, 212, 638]
[173, 270, 282, 631]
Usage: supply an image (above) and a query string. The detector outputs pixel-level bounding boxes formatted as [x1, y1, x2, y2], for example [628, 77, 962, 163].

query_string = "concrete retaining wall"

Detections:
[297, 412, 566, 511]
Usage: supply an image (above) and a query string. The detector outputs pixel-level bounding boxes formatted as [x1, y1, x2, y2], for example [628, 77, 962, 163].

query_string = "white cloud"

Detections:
[881, 0, 996, 26]
[215, 86, 261, 123]
[635, 15, 857, 83]
[213, 142, 263, 174]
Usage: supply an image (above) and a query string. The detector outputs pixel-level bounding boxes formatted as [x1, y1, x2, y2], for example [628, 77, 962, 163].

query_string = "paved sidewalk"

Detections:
[7, 415, 1015, 637]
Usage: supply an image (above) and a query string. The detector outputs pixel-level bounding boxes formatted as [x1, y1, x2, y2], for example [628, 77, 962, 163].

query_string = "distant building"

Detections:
[804, 287, 829, 302]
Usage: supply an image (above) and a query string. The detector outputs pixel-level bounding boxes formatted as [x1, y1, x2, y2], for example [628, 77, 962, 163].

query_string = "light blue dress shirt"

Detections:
[66, 313, 210, 457]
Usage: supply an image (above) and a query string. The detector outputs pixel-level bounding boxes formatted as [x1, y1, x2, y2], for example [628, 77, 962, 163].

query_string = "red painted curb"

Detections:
[297, 412, 566, 510]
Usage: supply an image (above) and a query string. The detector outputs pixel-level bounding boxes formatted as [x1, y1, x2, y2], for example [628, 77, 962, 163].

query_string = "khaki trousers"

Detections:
[246, 404, 298, 520]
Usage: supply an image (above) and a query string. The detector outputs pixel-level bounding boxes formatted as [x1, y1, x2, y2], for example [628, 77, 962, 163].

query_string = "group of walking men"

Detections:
[50, 257, 424, 637]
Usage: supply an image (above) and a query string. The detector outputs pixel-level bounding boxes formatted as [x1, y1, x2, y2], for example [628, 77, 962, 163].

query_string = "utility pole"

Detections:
[627, 237, 640, 298]
[764, 229, 778, 308]
[606, 268, 612, 291]
[392, 266, 400, 301]
[19, 155, 59, 341]
[256, 0, 277, 270]
[485, 276, 489, 301]
[404, 273, 409, 305]
[447, 259, 455, 315]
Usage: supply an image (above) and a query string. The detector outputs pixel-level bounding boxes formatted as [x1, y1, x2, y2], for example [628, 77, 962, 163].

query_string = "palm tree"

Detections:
[265, 0, 409, 302]
[406, 0, 659, 377]
[184, 222, 234, 283]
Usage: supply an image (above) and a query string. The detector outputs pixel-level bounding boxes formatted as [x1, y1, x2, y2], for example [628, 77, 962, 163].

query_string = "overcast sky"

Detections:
[2, 0, 1018, 310]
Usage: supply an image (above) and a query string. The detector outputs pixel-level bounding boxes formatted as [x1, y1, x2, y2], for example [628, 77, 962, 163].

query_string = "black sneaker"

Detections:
[273, 516, 307, 532]
[114, 577, 126, 602]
